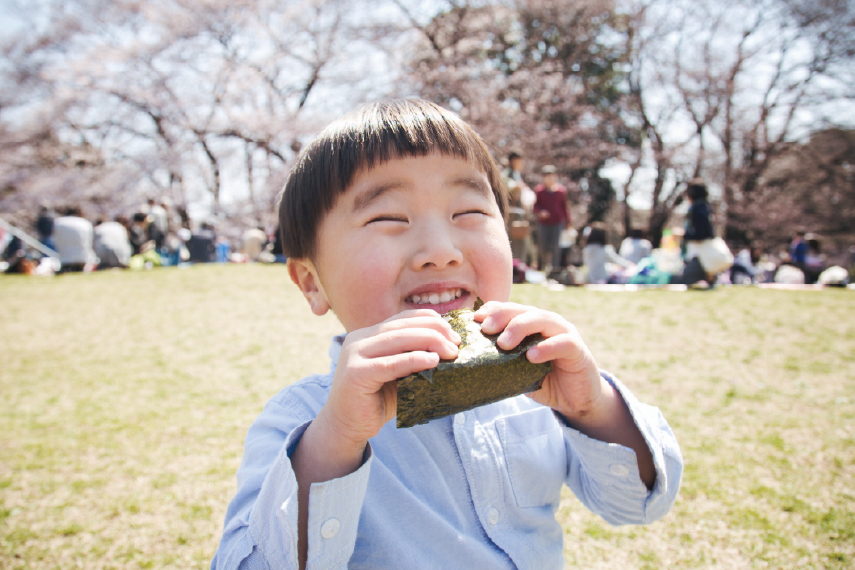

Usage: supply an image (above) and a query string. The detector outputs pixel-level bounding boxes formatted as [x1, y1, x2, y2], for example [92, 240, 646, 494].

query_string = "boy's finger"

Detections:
[524, 333, 593, 373]
[473, 301, 530, 334]
[357, 327, 460, 361]
[359, 351, 443, 384]
[494, 310, 577, 351]
[375, 311, 461, 343]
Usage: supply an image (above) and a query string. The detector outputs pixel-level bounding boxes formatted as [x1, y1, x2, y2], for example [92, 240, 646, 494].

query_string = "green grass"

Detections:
[1, 265, 853, 568]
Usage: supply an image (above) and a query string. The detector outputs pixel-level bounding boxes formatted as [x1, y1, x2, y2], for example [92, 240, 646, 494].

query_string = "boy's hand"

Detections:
[318, 309, 460, 452]
[476, 301, 604, 421]
[475, 301, 656, 488]
[291, 309, 458, 568]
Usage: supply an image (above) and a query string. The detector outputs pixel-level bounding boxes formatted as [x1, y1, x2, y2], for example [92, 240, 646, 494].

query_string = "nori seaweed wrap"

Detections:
[396, 299, 552, 428]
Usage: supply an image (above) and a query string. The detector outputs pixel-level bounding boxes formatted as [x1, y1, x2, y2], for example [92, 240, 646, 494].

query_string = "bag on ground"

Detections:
[695, 237, 733, 274]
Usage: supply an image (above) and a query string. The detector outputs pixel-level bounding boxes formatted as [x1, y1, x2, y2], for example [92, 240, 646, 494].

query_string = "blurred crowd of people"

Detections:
[2, 157, 852, 288]
[1, 198, 286, 275]
[501, 149, 852, 288]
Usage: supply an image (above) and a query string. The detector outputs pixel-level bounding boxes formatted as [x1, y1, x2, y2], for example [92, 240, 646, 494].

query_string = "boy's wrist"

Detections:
[556, 374, 620, 432]
[312, 407, 370, 465]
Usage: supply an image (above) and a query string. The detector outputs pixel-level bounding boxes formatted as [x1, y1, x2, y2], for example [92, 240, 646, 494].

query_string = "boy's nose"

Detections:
[410, 223, 463, 271]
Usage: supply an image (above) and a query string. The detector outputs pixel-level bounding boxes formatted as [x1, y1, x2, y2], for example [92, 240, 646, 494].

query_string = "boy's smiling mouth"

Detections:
[405, 287, 467, 308]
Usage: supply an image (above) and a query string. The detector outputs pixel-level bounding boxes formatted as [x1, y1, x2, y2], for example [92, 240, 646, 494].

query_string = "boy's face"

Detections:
[289, 153, 513, 332]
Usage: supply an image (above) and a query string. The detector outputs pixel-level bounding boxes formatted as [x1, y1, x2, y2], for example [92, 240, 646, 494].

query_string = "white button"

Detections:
[320, 518, 340, 539]
[488, 508, 499, 525]
[609, 464, 630, 477]
[454, 413, 465, 425]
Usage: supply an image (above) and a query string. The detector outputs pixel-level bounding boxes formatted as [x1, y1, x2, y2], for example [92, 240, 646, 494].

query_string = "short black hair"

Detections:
[686, 179, 708, 202]
[278, 98, 508, 260]
[586, 222, 608, 246]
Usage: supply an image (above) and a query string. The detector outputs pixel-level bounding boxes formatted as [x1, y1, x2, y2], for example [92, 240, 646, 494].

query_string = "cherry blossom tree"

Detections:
[0, 0, 391, 231]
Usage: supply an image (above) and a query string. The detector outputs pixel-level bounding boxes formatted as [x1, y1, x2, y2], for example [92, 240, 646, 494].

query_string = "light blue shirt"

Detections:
[212, 335, 683, 569]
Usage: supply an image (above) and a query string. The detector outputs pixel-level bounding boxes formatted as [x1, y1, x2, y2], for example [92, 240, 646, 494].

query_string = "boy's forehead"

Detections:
[344, 155, 492, 203]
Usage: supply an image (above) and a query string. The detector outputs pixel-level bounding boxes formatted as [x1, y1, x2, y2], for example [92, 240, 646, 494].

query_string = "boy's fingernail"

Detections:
[451, 331, 461, 343]
[527, 346, 540, 360]
[497, 330, 510, 345]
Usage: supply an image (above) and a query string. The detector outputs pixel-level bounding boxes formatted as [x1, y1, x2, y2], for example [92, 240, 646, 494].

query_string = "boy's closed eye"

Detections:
[453, 208, 490, 219]
[366, 214, 408, 225]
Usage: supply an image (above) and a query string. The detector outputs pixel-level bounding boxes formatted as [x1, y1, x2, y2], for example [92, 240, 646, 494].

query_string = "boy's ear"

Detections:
[287, 258, 330, 316]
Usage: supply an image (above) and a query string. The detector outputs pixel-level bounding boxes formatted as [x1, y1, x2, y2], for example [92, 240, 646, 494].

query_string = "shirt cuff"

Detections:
[304, 444, 373, 569]
[557, 371, 683, 524]
[246, 420, 374, 569]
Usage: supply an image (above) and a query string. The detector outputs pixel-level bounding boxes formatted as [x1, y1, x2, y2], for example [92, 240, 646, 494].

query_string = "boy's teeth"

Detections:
[408, 289, 462, 305]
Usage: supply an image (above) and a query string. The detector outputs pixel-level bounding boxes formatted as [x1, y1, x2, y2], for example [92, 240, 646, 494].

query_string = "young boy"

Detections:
[212, 99, 683, 569]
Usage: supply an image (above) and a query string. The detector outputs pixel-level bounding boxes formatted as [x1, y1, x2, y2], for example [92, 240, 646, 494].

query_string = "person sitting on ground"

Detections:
[36, 204, 56, 251]
[730, 243, 760, 285]
[94, 218, 133, 269]
[53, 206, 95, 273]
[583, 222, 634, 284]
[186, 222, 217, 263]
[211, 98, 682, 569]
[803, 235, 825, 284]
[1, 235, 35, 274]
[269, 224, 287, 263]
[618, 228, 653, 265]
[128, 213, 150, 255]
[789, 231, 808, 273]
[241, 226, 268, 262]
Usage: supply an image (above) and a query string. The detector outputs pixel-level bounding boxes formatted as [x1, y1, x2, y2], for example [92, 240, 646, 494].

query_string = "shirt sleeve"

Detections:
[211, 400, 373, 570]
[618, 239, 631, 259]
[532, 187, 544, 213]
[605, 245, 633, 267]
[560, 371, 683, 526]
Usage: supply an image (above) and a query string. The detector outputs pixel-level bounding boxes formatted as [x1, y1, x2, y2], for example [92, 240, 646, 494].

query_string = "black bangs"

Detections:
[279, 99, 507, 260]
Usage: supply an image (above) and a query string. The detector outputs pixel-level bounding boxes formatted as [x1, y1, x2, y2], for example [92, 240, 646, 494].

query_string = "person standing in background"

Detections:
[533, 165, 571, 274]
[503, 149, 536, 266]
[670, 179, 715, 285]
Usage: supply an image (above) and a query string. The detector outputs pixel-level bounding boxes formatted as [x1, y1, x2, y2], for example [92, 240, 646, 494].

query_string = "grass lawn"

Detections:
[1, 264, 853, 569]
